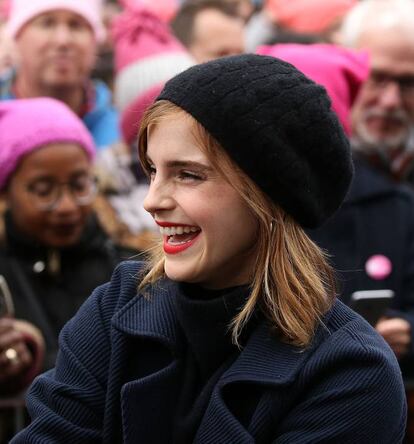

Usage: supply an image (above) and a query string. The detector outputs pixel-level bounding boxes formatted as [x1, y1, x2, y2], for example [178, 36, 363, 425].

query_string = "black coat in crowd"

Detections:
[0, 211, 135, 370]
[309, 157, 414, 378]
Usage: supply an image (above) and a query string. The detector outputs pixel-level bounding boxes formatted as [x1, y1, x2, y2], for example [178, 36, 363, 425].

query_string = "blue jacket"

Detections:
[0, 79, 120, 149]
[12, 261, 407, 443]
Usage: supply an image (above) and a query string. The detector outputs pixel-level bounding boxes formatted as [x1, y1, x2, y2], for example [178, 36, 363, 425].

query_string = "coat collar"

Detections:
[111, 278, 334, 386]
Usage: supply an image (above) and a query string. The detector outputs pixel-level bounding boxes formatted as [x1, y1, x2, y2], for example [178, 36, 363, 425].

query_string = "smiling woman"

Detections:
[12, 55, 407, 444]
[0, 98, 134, 414]
[140, 110, 258, 292]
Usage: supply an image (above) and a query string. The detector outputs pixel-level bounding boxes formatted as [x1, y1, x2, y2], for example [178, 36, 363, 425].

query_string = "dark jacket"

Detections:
[0, 212, 133, 370]
[309, 157, 414, 375]
[12, 261, 406, 443]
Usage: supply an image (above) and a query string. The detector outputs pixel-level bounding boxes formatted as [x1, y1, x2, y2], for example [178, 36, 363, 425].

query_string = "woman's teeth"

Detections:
[159, 226, 200, 236]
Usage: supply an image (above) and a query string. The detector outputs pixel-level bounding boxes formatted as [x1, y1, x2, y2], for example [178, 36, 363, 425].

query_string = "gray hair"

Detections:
[340, 0, 414, 47]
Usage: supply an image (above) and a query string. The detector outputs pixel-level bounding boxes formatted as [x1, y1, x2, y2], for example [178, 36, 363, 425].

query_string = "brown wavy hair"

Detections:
[138, 100, 336, 348]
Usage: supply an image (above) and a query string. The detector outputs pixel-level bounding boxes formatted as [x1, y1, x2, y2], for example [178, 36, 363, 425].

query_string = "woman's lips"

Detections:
[163, 231, 200, 255]
[50, 223, 80, 237]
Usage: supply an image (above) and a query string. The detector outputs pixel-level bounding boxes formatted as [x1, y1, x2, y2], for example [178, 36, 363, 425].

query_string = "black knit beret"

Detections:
[157, 54, 353, 228]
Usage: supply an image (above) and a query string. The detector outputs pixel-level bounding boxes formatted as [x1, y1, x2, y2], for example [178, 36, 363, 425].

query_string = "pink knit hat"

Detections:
[113, 3, 194, 143]
[257, 43, 369, 135]
[6, 0, 105, 42]
[0, 98, 96, 190]
[266, 0, 357, 34]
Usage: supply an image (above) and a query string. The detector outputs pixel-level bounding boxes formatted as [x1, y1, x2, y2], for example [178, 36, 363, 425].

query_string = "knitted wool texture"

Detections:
[113, 4, 194, 144]
[0, 98, 96, 190]
[158, 54, 353, 228]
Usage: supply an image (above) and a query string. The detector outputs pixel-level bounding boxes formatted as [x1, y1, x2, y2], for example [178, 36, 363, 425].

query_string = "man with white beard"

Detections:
[342, 0, 414, 182]
[310, 0, 414, 388]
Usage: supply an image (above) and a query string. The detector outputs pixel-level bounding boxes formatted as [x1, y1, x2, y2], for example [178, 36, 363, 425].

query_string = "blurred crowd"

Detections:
[1, 0, 414, 441]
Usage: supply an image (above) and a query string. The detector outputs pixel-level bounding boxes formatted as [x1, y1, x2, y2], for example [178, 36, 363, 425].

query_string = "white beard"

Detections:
[352, 108, 413, 155]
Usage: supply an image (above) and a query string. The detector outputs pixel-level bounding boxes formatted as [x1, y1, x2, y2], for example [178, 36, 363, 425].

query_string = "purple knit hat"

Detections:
[0, 98, 96, 190]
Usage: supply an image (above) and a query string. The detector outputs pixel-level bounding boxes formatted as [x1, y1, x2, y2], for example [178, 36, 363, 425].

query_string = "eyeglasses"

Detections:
[367, 70, 414, 97]
[26, 175, 97, 211]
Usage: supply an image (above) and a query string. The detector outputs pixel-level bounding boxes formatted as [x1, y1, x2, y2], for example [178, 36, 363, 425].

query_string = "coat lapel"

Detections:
[105, 279, 182, 444]
[195, 321, 331, 443]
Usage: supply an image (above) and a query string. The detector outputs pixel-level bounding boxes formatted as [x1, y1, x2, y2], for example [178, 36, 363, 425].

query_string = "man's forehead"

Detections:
[358, 27, 414, 75]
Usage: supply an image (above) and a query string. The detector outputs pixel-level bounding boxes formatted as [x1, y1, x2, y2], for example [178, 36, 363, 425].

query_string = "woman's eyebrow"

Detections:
[145, 155, 212, 171]
[165, 160, 213, 171]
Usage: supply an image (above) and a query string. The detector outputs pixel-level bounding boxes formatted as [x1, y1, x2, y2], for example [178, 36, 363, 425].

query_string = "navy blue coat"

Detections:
[12, 261, 406, 443]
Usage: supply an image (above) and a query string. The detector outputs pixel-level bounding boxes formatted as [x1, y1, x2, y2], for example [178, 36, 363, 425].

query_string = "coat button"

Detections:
[33, 261, 45, 273]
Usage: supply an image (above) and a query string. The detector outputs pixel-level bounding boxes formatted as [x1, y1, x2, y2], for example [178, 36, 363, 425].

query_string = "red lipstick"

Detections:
[163, 234, 200, 254]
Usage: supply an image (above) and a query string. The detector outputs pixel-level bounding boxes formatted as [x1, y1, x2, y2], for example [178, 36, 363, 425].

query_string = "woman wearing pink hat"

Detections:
[0, 98, 131, 414]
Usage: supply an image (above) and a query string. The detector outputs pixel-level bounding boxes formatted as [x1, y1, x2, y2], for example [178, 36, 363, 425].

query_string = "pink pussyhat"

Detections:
[6, 0, 105, 42]
[257, 43, 369, 136]
[120, 0, 179, 23]
[113, 3, 194, 143]
[0, 98, 96, 190]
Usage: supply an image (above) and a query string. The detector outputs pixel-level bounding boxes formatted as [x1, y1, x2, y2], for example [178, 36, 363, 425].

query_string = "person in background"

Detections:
[245, 0, 357, 52]
[0, 318, 44, 395]
[11, 54, 406, 444]
[260, 42, 414, 438]
[0, 98, 133, 374]
[1, 0, 120, 149]
[171, 0, 245, 63]
[338, 0, 414, 368]
[94, 3, 194, 251]
[91, 0, 122, 92]
[340, 0, 414, 184]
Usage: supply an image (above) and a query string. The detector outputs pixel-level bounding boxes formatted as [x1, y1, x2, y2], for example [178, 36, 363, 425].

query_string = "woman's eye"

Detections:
[30, 182, 54, 197]
[71, 178, 88, 193]
[178, 171, 203, 181]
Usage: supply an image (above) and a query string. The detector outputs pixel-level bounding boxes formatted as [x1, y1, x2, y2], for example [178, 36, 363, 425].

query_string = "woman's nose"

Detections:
[143, 180, 174, 215]
[53, 188, 79, 214]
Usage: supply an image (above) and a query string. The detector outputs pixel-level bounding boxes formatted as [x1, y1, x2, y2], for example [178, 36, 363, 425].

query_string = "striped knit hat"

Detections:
[113, 3, 194, 144]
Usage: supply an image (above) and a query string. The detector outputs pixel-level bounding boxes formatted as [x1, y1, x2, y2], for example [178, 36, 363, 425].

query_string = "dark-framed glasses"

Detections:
[26, 175, 98, 211]
[367, 70, 414, 96]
